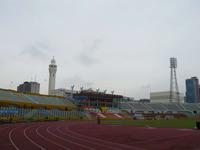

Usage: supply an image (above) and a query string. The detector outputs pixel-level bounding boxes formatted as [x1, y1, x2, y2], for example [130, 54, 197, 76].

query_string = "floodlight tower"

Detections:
[169, 57, 180, 103]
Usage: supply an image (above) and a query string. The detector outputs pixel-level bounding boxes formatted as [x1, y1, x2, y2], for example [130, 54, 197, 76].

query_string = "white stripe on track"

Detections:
[9, 127, 20, 150]
[47, 126, 96, 150]
[57, 126, 120, 150]
[36, 126, 71, 150]
[66, 125, 145, 150]
[24, 126, 46, 150]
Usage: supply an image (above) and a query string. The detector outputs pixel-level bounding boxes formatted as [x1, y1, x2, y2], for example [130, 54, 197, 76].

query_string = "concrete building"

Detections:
[150, 91, 184, 103]
[50, 88, 77, 97]
[17, 81, 40, 94]
[185, 77, 200, 103]
[48, 57, 57, 95]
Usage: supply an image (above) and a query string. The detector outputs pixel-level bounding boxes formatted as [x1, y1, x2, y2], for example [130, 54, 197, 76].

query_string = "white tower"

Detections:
[48, 57, 57, 95]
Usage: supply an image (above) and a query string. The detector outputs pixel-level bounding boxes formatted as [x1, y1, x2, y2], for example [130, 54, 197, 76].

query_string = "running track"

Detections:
[0, 121, 200, 150]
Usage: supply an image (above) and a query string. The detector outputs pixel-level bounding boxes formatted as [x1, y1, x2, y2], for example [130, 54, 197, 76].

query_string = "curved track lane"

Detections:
[0, 121, 200, 150]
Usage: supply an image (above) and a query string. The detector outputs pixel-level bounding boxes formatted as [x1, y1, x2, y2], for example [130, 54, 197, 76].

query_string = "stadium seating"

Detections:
[1, 89, 200, 122]
[120, 102, 200, 114]
[181, 103, 200, 112]
[0, 90, 27, 103]
[164, 103, 183, 112]
[145, 103, 167, 112]
[120, 102, 132, 110]
[128, 103, 151, 112]
[0, 89, 74, 107]
[22, 93, 74, 106]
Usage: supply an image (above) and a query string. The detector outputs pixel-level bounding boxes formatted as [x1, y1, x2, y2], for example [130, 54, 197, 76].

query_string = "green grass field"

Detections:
[101, 119, 197, 129]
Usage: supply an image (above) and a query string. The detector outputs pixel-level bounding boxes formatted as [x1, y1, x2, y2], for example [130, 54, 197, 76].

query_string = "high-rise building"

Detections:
[185, 77, 200, 103]
[17, 81, 40, 94]
[48, 57, 57, 95]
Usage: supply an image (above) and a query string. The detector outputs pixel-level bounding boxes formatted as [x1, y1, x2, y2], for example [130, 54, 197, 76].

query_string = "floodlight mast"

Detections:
[169, 58, 180, 103]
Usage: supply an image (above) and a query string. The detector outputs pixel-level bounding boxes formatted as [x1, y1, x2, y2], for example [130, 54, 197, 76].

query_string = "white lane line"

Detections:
[57, 126, 119, 150]
[114, 114, 123, 118]
[65, 126, 127, 150]
[146, 126, 156, 129]
[47, 126, 96, 150]
[9, 127, 20, 150]
[66, 124, 145, 150]
[178, 129, 194, 131]
[36, 126, 71, 150]
[24, 126, 46, 150]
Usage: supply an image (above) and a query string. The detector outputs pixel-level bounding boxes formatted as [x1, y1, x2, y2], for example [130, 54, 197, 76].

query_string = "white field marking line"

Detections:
[178, 129, 194, 131]
[66, 125, 139, 150]
[9, 127, 20, 150]
[35, 125, 71, 150]
[47, 126, 96, 150]
[146, 126, 156, 129]
[23, 125, 46, 150]
[97, 113, 106, 118]
[57, 126, 119, 150]
[66, 125, 146, 150]
[114, 114, 123, 118]
[64, 126, 126, 150]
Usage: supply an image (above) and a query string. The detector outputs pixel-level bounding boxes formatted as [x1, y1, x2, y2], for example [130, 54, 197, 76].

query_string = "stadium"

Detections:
[2, 0, 200, 149]
[0, 86, 200, 150]
[0, 57, 200, 150]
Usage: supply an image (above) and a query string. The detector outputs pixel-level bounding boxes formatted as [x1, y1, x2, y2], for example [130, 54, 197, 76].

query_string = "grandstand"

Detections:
[0, 89, 85, 122]
[0, 89, 75, 109]
[1, 87, 200, 123]
[120, 102, 200, 115]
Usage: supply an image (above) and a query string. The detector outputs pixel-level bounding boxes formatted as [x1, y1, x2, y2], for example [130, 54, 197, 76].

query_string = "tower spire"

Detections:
[48, 57, 57, 95]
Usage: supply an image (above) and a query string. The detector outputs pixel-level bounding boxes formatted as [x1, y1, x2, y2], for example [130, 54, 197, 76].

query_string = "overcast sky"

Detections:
[0, 0, 200, 99]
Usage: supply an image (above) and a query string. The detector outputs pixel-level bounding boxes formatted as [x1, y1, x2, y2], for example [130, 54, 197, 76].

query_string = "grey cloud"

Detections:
[78, 38, 103, 66]
[20, 42, 49, 60]
[1, 0, 200, 98]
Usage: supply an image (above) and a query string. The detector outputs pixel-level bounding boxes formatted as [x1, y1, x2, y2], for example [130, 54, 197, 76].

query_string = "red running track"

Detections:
[0, 121, 200, 150]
